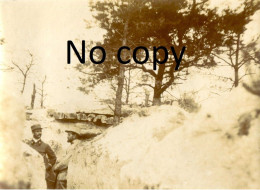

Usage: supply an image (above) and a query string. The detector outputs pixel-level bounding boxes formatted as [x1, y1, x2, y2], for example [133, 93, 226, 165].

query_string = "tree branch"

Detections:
[125, 64, 157, 77]
[212, 53, 233, 66]
[138, 83, 154, 89]
[11, 61, 25, 76]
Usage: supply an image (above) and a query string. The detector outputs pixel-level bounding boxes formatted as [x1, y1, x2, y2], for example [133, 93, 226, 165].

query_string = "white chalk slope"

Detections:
[0, 90, 46, 188]
[68, 86, 260, 189]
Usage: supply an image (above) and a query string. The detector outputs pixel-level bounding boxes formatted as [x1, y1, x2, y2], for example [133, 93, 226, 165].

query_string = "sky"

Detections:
[0, 0, 107, 108]
[0, 0, 259, 109]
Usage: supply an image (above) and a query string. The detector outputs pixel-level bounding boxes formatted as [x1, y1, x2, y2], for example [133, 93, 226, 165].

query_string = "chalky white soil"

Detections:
[1, 85, 259, 189]
[67, 86, 260, 189]
[0, 90, 46, 188]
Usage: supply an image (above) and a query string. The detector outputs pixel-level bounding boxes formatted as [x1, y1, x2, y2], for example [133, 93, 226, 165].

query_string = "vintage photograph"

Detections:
[0, 0, 260, 189]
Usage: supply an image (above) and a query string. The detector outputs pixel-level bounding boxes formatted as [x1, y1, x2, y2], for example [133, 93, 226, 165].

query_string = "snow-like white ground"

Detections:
[1, 81, 259, 188]
[0, 90, 46, 188]
[67, 86, 260, 189]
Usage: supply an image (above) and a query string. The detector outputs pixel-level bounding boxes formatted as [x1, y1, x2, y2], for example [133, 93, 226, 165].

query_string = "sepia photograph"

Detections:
[0, 0, 260, 189]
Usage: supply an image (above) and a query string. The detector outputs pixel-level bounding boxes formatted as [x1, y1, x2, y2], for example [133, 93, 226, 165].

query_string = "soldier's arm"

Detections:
[46, 144, 57, 167]
[53, 153, 72, 172]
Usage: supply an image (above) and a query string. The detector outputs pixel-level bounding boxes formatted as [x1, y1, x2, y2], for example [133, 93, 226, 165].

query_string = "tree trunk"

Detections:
[41, 95, 43, 108]
[144, 89, 150, 107]
[21, 76, 26, 94]
[152, 62, 165, 106]
[114, 65, 125, 125]
[125, 88, 129, 104]
[153, 76, 164, 105]
[114, 20, 128, 125]
[234, 67, 239, 87]
[125, 68, 131, 104]
[30, 83, 36, 109]
[234, 33, 240, 88]
[40, 75, 47, 108]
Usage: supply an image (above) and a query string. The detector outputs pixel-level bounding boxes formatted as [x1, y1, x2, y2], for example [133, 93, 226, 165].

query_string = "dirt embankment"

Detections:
[67, 87, 260, 189]
[0, 91, 46, 188]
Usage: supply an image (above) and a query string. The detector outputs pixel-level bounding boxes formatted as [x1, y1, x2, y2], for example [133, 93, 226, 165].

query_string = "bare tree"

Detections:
[37, 75, 47, 108]
[30, 83, 36, 109]
[11, 51, 34, 94]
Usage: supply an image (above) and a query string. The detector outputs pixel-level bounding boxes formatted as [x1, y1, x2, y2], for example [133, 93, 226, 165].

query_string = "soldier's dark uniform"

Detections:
[27, 135, 57, 188]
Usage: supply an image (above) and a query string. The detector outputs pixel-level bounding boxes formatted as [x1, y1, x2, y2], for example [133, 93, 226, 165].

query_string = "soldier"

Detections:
[53, 126, 82, 189]
[54, 125, 101, 189]
[27, 124, 57, 189]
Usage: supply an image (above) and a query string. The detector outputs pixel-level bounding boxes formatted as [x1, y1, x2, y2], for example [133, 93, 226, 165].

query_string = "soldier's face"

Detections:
[32, 129, 42, 139]
[67, 132, 76, 143]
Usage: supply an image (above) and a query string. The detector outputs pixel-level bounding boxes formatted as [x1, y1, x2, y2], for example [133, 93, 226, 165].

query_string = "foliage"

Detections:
[77, 0, 225, 106]
[212, 0, 260, 87]
[178, 92, 201, 113]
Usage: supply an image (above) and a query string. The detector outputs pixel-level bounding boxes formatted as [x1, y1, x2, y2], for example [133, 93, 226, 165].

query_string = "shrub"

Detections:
[178, 92, 201, 113]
